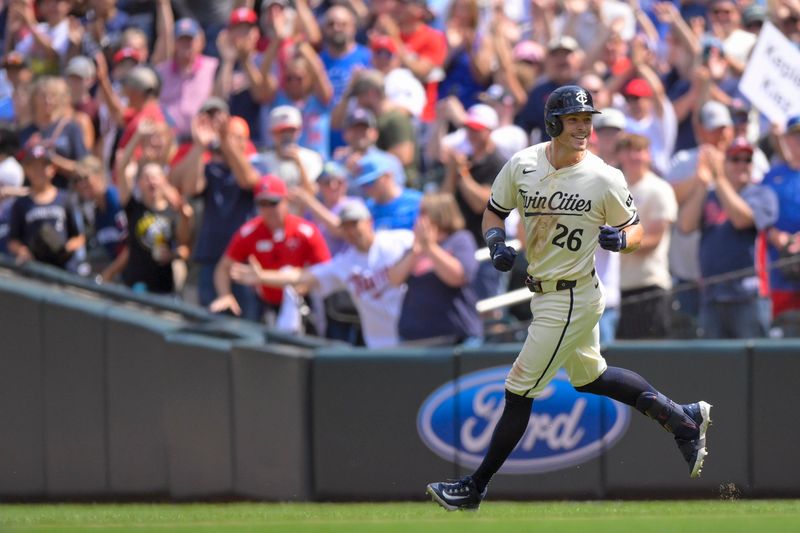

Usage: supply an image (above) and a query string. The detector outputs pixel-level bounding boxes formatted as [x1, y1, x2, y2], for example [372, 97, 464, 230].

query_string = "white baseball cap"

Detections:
[594, 108, 627, 130]
[269, 105, 303, 131]
[463, 104, 499, 131]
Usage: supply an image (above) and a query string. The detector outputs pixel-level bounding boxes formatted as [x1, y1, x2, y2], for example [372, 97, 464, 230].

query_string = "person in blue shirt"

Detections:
[678, 137, 778, 338]
[352, 152, 421, 231]
[319, 4, 372, 151]
[171, 102, 263, 319]
[763, 115, 800, 319]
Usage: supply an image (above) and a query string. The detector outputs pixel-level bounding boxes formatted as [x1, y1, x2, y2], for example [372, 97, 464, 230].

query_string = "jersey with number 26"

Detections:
[489, 142, 637, 281]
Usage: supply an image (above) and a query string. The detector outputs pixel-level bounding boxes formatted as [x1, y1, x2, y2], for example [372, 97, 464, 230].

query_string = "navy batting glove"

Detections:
[490, 242, 517, 271]
[598, 225, 627, 252]
[485, 227, 517, 272]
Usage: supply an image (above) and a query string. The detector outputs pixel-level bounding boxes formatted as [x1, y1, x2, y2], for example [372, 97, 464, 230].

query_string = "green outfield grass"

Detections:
[2, 500, 800, 532]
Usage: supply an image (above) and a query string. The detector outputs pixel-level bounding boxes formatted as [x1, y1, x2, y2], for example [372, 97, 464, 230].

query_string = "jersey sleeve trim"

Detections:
[488, 197, 513, 219]
[614, 212, 640, 229]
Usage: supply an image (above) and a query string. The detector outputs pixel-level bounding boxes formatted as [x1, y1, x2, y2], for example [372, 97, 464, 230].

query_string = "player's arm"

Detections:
[482, 207, 517, 272]
[619, 222, 643, 254]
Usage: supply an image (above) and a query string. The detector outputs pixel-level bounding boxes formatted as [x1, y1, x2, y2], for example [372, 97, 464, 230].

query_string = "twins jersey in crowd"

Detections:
[310, 229, 414, 349]
[489, 142, 638, 281]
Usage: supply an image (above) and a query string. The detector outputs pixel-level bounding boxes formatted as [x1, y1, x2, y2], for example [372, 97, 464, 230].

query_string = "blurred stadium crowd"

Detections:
[0, 0, 798, 347]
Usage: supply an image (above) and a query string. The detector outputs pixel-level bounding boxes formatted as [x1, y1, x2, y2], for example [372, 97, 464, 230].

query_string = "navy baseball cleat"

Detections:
[426, 476, 486, 511]
[676, 401, 712, 478]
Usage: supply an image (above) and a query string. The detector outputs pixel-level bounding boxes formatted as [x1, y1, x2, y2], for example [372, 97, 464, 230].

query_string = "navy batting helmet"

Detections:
[544, 85, 601, 138]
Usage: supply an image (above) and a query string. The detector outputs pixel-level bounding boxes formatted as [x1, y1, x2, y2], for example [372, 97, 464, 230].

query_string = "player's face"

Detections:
[555, 113, 593, 152]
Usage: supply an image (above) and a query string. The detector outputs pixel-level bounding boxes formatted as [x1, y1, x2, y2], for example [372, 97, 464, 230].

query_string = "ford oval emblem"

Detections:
[417, 367, 630, 474]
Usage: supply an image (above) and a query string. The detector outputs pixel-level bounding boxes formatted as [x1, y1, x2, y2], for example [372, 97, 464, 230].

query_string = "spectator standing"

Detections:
[0, 53, 34, 127]
[616, 134, 678, 339]
[678, 137, 778, 338]
[436, 0, 494, 109]
[620, 70, 678, 177]
[0, 124, 25, 255]
[389, 192, 482, 344]
[440, 103, 505, 300]
[64, 55, 100, 152]
[7, 144, 85, 270]
[763, 116, 800, 319]
[514, 36, 582, 142]
[230, 200, 413, 349]
[252, 105, 323, 193]
[373, 0, 446, 124]
[213, 7, 264, 146]
[171, 99, 263, 320]
[333, 106, 406, 187]
[20, 76, 89, 189]
[289, 161, 360, 257]
[319, 4, 372, 150]
[155, 18, 219, 142]
[352, 152, 422, 230]
[666, 100, 734, 331]
[72, 155, 127, 283]
[210, 174, 330, 320]
[369, 35, 427, 122]
[255, 39, 333, 157]
[332, 69, 417, 186]
[591, 107, 626, 167]
[118, 161, 193, 295]
[10, 0, 72, 75]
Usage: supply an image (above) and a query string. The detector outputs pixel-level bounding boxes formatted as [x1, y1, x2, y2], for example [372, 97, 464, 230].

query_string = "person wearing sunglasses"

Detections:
[677, 137, 777, 338]
[209, 174, 330, 321]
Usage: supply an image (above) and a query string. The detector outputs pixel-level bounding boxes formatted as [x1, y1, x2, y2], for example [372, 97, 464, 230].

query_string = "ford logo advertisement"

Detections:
[417, 367, 630, 474]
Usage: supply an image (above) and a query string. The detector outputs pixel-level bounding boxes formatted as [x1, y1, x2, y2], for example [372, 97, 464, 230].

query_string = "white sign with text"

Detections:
[739, 21, 800, 127]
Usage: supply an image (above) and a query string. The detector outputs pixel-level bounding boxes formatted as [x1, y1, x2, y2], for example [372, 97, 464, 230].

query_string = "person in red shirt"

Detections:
[373, 0, 446, 123]
[209, 174, 330, 319]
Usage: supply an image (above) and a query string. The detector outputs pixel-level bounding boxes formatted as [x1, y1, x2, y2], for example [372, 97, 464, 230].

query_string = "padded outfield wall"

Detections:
[0, 272, 797, 500]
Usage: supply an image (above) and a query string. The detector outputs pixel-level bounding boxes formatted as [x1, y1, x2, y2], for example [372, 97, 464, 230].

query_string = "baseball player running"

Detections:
[426, 85, 712, 511]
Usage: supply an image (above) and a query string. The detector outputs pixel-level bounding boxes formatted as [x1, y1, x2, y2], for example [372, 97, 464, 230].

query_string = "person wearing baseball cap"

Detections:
[353, 151, 421, 231]
[760, 115, 800, 318]
[251, 105, 324, 196]
[592, 108, 627, 166]
[228, 193, 416, 348]
[515, 35, 581, 141]
[7, 140, 85, 269]
[622, 74, 677, 176]
[335, 107, 407, 188]
[211, 173, 331, 320]
[155, 17, 219, 140]
[677, 133, 778, 338]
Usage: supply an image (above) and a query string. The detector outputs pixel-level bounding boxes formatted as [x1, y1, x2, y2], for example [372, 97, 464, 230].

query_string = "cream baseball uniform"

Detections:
[488, 142, 638, 397]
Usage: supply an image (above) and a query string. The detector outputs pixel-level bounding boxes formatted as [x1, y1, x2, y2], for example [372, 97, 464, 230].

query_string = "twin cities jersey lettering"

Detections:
[489, 142, 637, 281]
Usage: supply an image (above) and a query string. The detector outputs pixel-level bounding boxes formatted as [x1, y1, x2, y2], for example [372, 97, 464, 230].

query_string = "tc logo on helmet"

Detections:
[575, 90, 589, 105]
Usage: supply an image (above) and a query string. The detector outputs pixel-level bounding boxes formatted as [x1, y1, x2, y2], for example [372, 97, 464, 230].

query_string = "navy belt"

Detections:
[525, 269, 595, 294]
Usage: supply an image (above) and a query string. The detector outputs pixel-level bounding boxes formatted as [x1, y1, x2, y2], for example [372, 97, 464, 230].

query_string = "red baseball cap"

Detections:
[726, 136, 754, 156]
[229, 7, 257, 26]
[254, 174, 287, 202]
[113, 47, 144, 65]
[623, 78, 653, 98]
[370, 35, 397, 54]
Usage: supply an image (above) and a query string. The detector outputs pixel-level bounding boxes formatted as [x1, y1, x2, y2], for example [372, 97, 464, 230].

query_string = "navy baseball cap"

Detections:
[175, 18, 202, 39]
[353, 153, 394, 187]
[787, 115, 800, 133]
